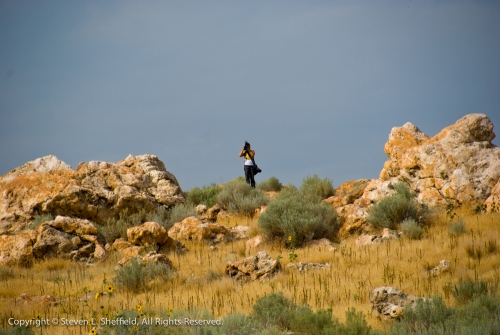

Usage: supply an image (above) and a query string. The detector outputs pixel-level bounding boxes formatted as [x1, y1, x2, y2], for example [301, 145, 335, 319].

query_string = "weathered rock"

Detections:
[206, 204, 222, 222]
[225, 251, 281, 281]
[246, 235, 264, 254]
[127, 222, 169, 247]
[324, 179, 370, 208]
[287, 262, 330, 272]
[0, 154, 184, 233]
[231, 226, 250, 240]
[111, 238, 144, 257]
[0, 216, 104, 265]
[356, 228, 399, 247]
[429, 260, 451, 276]
[379, 114, 500, 206]
[370, 286, 417, 320]
[117, 251, 173, 269]
[0, 230, 37, 266]
[15, 293, 58, 306]
[33, 219, 97, 261]
[93, 244, 107, 260]
[195, 204, 207, 215]
[168, 217, 232, 243]
[484, 179, 500, 212]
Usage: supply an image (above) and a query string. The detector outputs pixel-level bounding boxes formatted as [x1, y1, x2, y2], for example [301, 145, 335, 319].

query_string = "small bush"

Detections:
[221, 313, 262, 335]
[400, 218, 423, 240]
[251, 292, 294, 329]
[30, 213, 54, 230]
[258, 187, 340, 248]
[299, 175, 334, 202]
[113, 257, 173, 293]
[448, 218, 467, 236]
[452, 279, 497, 305]
[186, 183, 221, 207]
[334, 308, 375, 335]
[290, 306, 336, 334]
[167, 203, 197, 226]
[367, 182, 430, 230]
[258, 176, 283, 192]
[217, 179, 269, 216]
[389, 289, 500, 335]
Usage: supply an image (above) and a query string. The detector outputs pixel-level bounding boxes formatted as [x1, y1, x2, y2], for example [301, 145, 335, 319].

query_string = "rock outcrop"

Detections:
[379, 114, 500, 206]
[370, 286, 417, 320]
[225, 251, 281, 281]
[332, 114, 500, 233]
[0, 154, 185, 233]
[0, 216, 104, 266]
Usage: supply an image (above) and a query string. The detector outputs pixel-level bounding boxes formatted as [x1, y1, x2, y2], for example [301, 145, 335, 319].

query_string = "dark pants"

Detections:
[244, 165, 255, 188]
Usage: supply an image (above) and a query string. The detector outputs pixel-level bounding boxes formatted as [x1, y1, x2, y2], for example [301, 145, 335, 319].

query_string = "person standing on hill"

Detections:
[239, 141, 256, 188]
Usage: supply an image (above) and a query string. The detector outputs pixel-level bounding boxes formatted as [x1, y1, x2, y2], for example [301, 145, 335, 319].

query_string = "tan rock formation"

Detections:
[0, 154, 184, 233]
[370, 286, 417, 320]
[225, 251, 281, 281]
[484, 179, 500, 212]
[168, 216, 246, 243]
[379, 114, 500, 206]
[116, 251, 173, 269]
[0, 216, 104, 266]
[127, 222, 169, 247]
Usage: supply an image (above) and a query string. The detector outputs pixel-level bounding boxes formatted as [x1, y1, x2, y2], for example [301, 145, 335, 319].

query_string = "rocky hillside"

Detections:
[327, 113, 500, 234]
[0, 154, 185, 234]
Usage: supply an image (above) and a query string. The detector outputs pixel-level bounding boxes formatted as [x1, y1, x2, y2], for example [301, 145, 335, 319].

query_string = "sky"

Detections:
[1, 1, 499, 191]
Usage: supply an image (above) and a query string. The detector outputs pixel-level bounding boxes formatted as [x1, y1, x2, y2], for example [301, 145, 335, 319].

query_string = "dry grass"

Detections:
[1, 209, 499, 334]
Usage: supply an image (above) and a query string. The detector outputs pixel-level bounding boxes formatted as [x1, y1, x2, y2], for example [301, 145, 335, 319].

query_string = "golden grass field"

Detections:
[1, 207, 499, 334]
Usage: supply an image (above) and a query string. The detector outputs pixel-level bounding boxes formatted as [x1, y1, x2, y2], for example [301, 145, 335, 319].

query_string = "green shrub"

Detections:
[217, 179, 269, 216]
[367, 182, 430, 230]
[258, 176, 283, 192]
[299, 175, 334, 202]
[251, 293, 294, 329]
[186, 183, 221, 207]
[30, 213, 54, 230]
[221, 313, 262, 335]
[167, 203, 197, 226]
[389, 292, 500, 335]
[290, 306, 336, 334]
[400, 218, 423, 240]
[331, 308, 375, 335]
[452, 279, 497, 305]
[448, 218, 467, 236]
[258, 187, 340, 248]
[113, 257, 173, 293]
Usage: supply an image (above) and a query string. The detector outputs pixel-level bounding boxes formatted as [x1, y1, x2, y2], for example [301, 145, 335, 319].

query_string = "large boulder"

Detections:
[225, 251, 281, 281]
[0, 154, 185, 233]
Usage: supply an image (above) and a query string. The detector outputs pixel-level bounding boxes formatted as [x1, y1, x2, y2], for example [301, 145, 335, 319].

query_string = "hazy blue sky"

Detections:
[1, 1, 499, 190]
